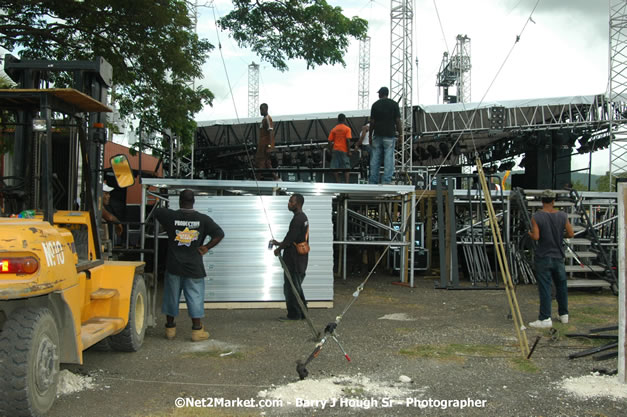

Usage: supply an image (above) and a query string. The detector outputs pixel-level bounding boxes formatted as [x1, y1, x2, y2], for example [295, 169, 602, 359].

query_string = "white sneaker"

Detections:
[558, 314, 569, 324]
[528, 318, 552, 329]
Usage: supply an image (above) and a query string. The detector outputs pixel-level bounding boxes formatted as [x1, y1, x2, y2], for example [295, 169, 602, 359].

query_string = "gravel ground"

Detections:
[50, 272, 624, 417]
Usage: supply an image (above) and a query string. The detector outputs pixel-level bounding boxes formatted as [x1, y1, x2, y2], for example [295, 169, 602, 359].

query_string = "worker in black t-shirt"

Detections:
[154, 189, 225, 341]
[369, 86, 402, 184]
[270, 194, 309, 321]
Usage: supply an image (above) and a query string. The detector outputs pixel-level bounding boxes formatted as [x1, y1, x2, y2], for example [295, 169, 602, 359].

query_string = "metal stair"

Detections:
[564, 189, 617, 293]
[509, 188, 617, 292]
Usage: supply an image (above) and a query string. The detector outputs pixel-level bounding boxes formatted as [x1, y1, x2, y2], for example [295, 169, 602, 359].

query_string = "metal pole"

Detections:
[409, 191, 416, 287]
[618, 182, 626, 383]
[343, 197, 348, 281]
[140, 184, 146, 262]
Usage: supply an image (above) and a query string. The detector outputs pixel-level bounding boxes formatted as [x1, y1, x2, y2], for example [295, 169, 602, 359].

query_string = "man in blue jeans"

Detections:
[369, 86, 402, 184]
[154, 190, 225, 341]
[528, 190, 574, 328]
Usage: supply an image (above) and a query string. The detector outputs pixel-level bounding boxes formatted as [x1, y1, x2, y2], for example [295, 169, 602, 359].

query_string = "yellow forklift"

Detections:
[0, 57, 156, 416]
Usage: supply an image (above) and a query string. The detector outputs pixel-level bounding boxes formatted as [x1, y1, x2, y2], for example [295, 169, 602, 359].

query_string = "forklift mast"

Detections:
[2, 55, 113, 259]
[4, 54, 112, 211]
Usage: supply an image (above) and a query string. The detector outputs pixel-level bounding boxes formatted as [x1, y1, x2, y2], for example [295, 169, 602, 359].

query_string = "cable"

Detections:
[210, 5, 277, 241]
[432, 0, 450, 54]
[307, 0, 546, 366]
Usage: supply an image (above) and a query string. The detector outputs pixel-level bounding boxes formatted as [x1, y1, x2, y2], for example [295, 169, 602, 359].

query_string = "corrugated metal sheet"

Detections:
[170, 195, 333, 302]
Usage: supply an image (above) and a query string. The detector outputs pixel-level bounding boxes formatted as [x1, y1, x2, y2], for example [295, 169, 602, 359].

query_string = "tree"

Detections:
[0, 1, 367, 152]
[219, 0, 368, 71]
[571, 180, 588, 192]
[597, 171, 627, 191]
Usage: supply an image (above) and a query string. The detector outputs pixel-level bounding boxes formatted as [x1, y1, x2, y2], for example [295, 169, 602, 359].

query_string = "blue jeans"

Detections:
[162, 271, 205, 319]
[369, 135, 396, 184]
[534, 256, 568, 320]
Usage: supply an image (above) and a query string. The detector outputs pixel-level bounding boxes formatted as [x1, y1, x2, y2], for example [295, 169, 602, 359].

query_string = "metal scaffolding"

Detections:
[248, 61, 260, 118]
[358, 36, 371, 110]
[436, 34, 471, 104]
[390, 0, 414, 173]
[609, 0, 627, 190]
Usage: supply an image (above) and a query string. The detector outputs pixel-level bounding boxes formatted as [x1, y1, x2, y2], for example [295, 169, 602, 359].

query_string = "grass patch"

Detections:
[144, 408, 254, 417]
[394, 327, 414, 335]
[400, 343, 538, 373]
[399, 343, 505, 362]
[342, 386, 366, 396]
[509, 357, 539, 373]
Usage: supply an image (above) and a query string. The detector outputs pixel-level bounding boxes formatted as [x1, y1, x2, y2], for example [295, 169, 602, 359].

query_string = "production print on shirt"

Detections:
[154, 208, 224, 278]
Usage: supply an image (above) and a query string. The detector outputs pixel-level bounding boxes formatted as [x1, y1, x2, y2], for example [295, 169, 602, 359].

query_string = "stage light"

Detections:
[452, 143, 462, 156]
[312, 150, 321, 165]
[297, 149, 307, 165]
[282, 151, 293, 165]
[499, 161, 515, 171]
[427, 145, 440, 159]
[439, 142, 450, 157]
[519, 155, 528, 168]
[579, 131, 591, 146]
[270, 153, 279, 168]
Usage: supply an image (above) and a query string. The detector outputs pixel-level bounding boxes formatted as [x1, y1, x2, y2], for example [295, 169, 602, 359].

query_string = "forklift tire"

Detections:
[109, 274, 148, 352]
[0, 307, 60, 417]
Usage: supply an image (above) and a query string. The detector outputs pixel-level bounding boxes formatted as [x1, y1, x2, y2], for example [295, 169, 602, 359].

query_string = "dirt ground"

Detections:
[50, 272, 624, 417]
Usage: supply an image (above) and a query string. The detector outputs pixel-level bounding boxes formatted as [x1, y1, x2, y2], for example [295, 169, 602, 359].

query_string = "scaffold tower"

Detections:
[248, 61, 260, 118]
[609, 0, 627, 190]
[390, 0, 413, 173]
[358, 36, 371, 110]
[436, 34, 471, 104]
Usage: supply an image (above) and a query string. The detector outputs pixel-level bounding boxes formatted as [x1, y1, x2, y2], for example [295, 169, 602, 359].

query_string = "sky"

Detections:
[195, 0, 609, 121]
[0, 0, 612, 175]
[195, 0, 611, 174]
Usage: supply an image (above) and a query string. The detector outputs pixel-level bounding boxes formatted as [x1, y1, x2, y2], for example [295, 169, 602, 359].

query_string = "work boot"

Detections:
[191, 326, 209, 342]
[165, 326, 176, 340]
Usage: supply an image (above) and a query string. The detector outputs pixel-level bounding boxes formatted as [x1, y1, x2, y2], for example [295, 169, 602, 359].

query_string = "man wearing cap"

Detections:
[528, 190, 574, 329]
[369, 87, 402, 184]
[154, 190, 225, 341]
[102, 183, 123, 237]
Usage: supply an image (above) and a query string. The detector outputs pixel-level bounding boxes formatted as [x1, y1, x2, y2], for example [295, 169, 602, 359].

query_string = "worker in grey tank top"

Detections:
[527, 190, 574, 329]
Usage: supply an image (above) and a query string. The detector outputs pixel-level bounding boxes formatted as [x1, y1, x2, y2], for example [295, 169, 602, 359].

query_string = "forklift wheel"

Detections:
[0, 307, 60, 417]
[109, 274, 148, 352]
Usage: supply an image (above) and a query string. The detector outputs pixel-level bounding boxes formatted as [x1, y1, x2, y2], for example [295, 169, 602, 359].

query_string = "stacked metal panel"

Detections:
[171, 195, 333, 302]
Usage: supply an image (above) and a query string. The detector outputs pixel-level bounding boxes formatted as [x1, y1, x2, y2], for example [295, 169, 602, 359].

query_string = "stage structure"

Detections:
[194, 94, 613, 189]
[436, 35, 471, 104]
[358, 36, 371, 110]
[139, 180, 419, 301]
[390, 0, 414, 175]
[248, 61, 260, 118]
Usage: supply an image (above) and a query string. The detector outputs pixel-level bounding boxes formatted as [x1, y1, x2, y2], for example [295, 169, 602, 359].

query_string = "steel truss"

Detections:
[436, 35, 471, 104]
[390, 0, 413, 173]
[609, 0, 627, 190]
[358, 37, 371, 110]
[248, 62, 260, 118]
